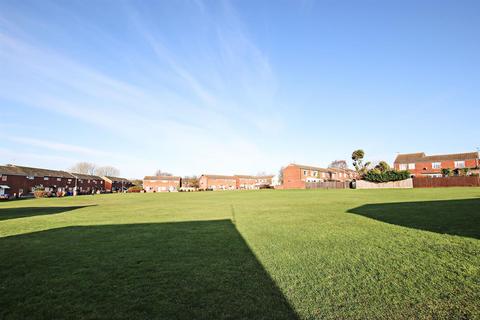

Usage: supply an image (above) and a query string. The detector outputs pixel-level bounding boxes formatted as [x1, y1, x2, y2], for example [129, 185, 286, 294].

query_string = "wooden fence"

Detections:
[413, 176, 480, 188]
[305, 181, 350, 189]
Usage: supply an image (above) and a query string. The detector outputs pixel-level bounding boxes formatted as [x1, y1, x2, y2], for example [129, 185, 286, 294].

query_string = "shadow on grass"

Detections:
[348, 198, 480, 239]
[0, 220, 298, 319]
[0, 205, 95, 221]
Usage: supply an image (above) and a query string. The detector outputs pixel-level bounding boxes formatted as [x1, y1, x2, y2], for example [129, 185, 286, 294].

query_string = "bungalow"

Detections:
[394, 152, 480, 177]
[199, 175, 237, 191]
[102, 176, 132, 192]
[0, 164, 75, 197]
[143, 176, 181, 192]
[70, 173, 105, 194]
[282, 163, 356, 189]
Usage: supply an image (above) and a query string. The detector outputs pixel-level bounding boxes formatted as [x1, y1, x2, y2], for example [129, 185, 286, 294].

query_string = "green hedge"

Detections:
[363, 169, 411, 183]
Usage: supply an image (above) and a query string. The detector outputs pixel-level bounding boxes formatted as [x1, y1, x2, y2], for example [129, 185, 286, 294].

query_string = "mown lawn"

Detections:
[0, 188, 479, 319]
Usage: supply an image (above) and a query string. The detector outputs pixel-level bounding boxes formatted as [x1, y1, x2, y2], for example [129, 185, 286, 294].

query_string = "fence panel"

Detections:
[305, 181, 349, 189]
[413, 176, 480, 188]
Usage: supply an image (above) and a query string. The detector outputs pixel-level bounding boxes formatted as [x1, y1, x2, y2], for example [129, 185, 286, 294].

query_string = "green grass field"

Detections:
[0, 188, 479, 319]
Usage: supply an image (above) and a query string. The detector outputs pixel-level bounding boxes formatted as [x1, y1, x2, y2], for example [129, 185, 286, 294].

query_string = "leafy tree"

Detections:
[461, 168, 470, 176]
[351, 149, 371, 175]
[441, 168, 451, 177]
[328, 160, 348, 169]
[363, 169, 410, 182]
[374, 161, 390, 172]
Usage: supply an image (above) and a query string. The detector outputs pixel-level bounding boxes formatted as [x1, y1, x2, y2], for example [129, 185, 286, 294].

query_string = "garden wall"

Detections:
[355, 178, 413, 189]
[413, 176, 480, 188]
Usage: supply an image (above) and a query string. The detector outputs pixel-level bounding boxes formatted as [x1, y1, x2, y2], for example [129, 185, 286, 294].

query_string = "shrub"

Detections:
[441, 168, 451, 177]
[127, 185, 143, 193]
[34, 186, 47, 198]
[363, 169, 410, 183]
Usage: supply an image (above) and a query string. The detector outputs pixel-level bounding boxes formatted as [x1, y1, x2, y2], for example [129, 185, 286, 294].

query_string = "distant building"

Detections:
[70, 173, 105, 194]
[199, 175, 237, 190]
[282, 163, 356, 189]
[180, 178, 198, 192]
[234, 175, 274, 189]
[0, 164, 76, 196]
[143, 176, 181, 192]
[394, 152, 480, 177]
[102, 176, 132, 192]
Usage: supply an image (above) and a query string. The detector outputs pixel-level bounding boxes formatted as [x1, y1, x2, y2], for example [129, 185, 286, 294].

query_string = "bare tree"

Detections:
[69, 162, 96, 175]
[278, 167, 284, 184]
[328, 160, 348, 170]
[95, 166, 120, 177]
[155, 169, 172, 176]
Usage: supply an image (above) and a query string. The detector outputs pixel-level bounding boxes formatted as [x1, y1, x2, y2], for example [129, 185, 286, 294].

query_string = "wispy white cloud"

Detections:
[0, 1, 282, 177]
[9, 137, 114, 157]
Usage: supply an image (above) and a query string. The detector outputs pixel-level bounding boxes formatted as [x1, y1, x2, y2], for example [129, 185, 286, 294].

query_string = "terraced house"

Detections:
[393, 152, 480, 177]
[198, 175, 237, 190]
[234, 175, 274, 189]
[282, 163, 357, 189]
[143, 176, 181, 192]
[70, 173, 105, 194]
[102, 176, 132, 192]
[0, 164, 76, 197]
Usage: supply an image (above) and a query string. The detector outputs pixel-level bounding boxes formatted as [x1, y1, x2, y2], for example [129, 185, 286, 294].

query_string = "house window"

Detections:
[1, 176, 6, 181]
[44, 177, 49, 181]
[303, 170, 307, 175]
[408, 163, 415, 170]
[57, 178, 61, 181]
[313, 171, 317, 176]
[399, 164, 407, 170]
[454, 161, 465, 168]
[432, 162, 441, 169]
[26, 176, 34, 180]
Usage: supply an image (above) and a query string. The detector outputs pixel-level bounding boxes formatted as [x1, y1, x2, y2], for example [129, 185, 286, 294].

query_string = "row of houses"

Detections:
[279, 151, 480, 190]
[0, 164, 132, 198]
[2, 150, 478, 196]
[143, 174, 274, 192]
[281, 164, 357, 189]
[393, 152, 479, 177]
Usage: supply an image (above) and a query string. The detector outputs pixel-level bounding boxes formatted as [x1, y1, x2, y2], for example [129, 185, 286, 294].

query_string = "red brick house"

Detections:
[393, 152, 480, 177]
[70, 173, 105, 194]
[234, 175, 274, 189]
[143, 176, 181, 192]
[102, 176, 132, 192]
[0, 164, 76, 197]
[282, 164, 356, 189]
[199, 175, 237, 190]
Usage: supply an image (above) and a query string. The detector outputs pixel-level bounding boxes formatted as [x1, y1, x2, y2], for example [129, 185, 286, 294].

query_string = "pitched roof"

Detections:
[0, 164, 74, 178]
[70, 173, 103, 180]
[234, 175, 274, 179]
[394, 153, 426, 163]
[201, 174, 236, 180]
[395, 152, 478, 163]
[103, 176, 130, 182]
[143, 176, 181, 181]
[288, 163, 355, 173]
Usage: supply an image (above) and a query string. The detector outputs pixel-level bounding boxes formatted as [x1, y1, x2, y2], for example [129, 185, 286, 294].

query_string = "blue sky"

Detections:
[1, 0, 479, 178]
